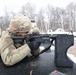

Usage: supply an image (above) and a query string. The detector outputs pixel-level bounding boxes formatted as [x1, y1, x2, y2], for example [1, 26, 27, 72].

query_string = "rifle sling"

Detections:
[39, 39, 54, 55]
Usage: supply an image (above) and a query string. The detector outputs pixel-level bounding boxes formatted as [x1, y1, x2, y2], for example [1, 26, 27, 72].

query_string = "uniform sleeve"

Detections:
[0, 32, 31, 66]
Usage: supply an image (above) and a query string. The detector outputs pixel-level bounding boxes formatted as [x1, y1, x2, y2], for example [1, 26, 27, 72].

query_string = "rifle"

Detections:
[11, 33, 55, 43]
[11, 33, 55, 54]
[11, 33, 74, 67]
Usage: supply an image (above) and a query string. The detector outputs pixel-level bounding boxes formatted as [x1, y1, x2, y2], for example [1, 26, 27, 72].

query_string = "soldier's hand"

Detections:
[28, 40, 41, 51]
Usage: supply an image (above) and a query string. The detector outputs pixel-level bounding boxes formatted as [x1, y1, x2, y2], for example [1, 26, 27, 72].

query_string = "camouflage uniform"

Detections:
[0, 28, 1, 37]
[32, 26, 40, 33]
[0, 15, 32, 66]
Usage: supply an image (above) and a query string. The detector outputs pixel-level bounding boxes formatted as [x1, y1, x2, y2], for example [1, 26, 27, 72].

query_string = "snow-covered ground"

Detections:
[67, 54, 76, 64]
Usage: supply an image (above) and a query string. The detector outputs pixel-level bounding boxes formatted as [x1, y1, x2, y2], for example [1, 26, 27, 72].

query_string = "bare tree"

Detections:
[2, 2, 76, 33]
[20, 2, 36, 19]
[36, 8, 46, 32]
[66, 2, 76, 31]
[46, 5, 54, 30]
[2, 8, 10, 30]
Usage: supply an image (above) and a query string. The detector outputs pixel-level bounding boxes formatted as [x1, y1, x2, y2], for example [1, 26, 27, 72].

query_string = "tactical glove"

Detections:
[28, 40, 41, 51]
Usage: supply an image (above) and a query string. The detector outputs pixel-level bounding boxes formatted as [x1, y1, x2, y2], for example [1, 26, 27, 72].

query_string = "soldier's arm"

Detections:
[0, 33, 31, 66]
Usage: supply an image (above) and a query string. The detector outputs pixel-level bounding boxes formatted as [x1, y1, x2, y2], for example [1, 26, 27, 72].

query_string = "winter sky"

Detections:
[0, 0, 76, 16]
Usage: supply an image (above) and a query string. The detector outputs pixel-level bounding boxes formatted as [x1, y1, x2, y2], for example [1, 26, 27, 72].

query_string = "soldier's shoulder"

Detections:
[1, 30, 10, 38]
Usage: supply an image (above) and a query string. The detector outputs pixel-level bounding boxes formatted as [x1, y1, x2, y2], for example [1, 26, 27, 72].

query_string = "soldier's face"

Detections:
[15, 31, 29, 36]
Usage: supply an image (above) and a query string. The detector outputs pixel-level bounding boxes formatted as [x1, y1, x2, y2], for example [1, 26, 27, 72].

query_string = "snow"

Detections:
[67, 54, 76, 64]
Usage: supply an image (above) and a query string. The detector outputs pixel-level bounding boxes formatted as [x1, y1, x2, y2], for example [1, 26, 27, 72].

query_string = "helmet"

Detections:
[8, 14, 32, 33]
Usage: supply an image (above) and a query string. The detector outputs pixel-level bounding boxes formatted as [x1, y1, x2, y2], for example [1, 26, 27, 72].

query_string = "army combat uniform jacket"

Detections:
[0, 30, 31, 66]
